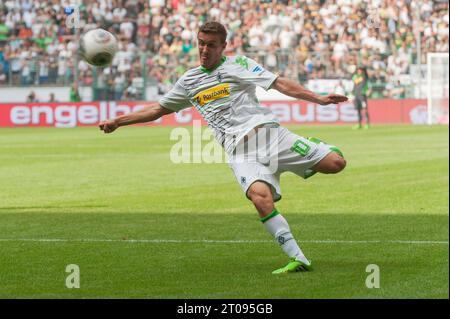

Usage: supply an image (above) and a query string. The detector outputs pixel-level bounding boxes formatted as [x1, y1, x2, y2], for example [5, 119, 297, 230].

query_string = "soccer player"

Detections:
[99, 22, 347, 274]
[352, 67, 371, 129]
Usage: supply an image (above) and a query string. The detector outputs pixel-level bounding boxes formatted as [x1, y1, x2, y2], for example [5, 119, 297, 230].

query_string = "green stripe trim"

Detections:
[200, 56, 227, 74]
[260, 209, 280, 223]
[330, 146, 344, 158]
[307, 137, 324, 144]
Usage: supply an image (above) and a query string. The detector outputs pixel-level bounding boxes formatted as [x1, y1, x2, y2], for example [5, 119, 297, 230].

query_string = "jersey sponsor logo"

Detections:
[194, 83, 230, 106]
[352, 75, 364, 85]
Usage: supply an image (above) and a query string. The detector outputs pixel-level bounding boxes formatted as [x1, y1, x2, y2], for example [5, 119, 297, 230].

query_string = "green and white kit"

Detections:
[229, 125, 334, 202]
[160, 55, 339, 201]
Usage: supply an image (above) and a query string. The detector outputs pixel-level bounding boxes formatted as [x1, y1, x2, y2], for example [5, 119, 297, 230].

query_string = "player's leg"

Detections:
[363, 97, 370, 129]
[246, 181, 274, 216]
[247, 181, 313, 274]
[293, 135, 345, 176]
[353, 98, 363, 129]
[312, 151, 346, 174]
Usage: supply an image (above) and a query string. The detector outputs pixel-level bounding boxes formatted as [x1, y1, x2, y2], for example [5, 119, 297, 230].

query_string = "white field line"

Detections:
[0, 238, 448, 245]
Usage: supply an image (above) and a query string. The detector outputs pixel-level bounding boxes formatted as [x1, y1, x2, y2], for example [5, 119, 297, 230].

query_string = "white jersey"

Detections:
[159, 55, 279, 154]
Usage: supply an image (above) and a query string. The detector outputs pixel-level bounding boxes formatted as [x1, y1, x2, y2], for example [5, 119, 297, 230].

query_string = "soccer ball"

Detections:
[79, 28, 118, 67]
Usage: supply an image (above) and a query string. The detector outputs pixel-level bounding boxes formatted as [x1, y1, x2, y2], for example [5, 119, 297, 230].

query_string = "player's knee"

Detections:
[314, 152, 346, 174]
[333, 157, 346, 173]
[326, 156, 346, 174]
[248, 191, 272, 207]
[247, 184, 273, 209]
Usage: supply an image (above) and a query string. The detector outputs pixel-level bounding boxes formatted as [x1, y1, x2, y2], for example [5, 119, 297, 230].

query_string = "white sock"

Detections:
[261, 210, 310, 265]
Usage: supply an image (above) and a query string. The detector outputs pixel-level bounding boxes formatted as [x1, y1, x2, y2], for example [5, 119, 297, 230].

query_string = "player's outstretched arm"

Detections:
[99, 103, 173, 133]
[272, 77, 348, 105]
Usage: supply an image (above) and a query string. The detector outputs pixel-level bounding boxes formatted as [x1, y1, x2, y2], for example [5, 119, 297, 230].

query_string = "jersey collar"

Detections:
[199, 56, 227, 74]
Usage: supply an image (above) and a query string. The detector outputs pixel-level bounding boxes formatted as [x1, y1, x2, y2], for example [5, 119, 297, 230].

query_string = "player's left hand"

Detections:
[319, 94, 348, 105]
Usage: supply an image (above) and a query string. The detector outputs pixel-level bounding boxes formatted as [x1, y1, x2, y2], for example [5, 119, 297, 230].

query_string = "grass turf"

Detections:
[0, 124, 448, 298]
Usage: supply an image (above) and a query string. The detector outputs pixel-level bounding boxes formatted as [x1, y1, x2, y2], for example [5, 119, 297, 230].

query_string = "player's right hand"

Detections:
[99, 120, 118, 133]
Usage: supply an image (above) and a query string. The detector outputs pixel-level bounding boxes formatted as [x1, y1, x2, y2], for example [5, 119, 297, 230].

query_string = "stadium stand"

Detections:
[0, 0, 448, 100]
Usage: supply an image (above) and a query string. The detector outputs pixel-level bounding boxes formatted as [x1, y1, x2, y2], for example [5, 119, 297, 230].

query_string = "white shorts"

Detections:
[228, 125, 333, 202]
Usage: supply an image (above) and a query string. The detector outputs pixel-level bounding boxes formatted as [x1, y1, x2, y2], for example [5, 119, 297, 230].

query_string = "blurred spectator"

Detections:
[0, 63, 6, 84]
[49, 92, 57, 103]
[26, 91, 38, 102]
[334, 80, 347, 96]
[123, 80, 141, 100]
[38, 56, 49, 84]
[331, 39, 349, 73]
[387, 80, 406, 99]
[70, 84, 81, 102]
[21, 57, 32, 85]
[0, 16, 10, 46]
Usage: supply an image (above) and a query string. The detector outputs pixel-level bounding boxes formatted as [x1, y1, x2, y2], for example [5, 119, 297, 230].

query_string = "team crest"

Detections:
[277, 236, 286, 245]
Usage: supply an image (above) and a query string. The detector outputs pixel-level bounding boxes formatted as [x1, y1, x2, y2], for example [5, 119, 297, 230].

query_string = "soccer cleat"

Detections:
[352, 124, 362, 130]
[272, 258, 313, 274]
[364, 124, 370, 130]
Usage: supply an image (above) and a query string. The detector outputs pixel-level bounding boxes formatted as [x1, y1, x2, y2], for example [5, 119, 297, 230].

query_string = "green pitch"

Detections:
[0, 125, 448, 298]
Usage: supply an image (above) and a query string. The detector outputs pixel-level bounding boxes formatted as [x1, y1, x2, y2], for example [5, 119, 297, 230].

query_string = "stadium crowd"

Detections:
[0, 0, 448, 100]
